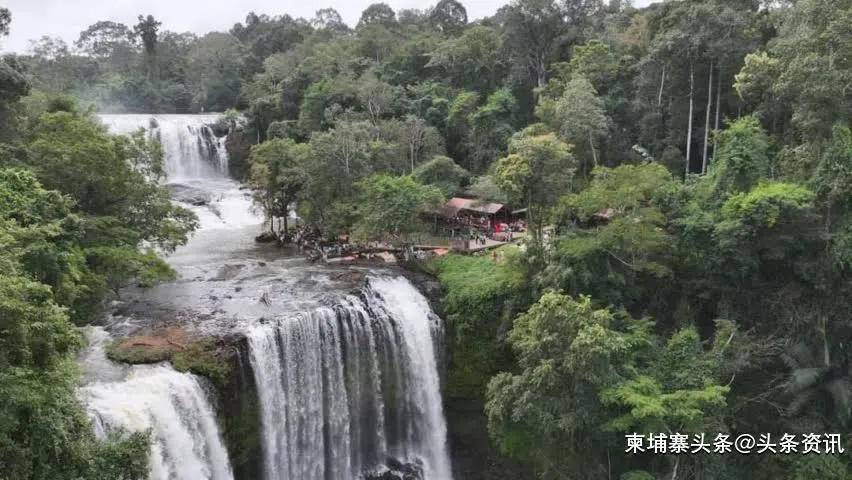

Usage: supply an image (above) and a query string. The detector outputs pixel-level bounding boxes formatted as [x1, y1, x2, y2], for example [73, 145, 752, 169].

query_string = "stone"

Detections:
[211, 264, 245, 281]
[168, 183, 211, 206]
[255, 231, 277, 243]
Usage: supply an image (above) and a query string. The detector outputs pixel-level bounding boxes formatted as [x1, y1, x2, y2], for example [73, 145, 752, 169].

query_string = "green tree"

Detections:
[486, 292, 652, 477]
[75, 21, 136, 63]
[186, 32, 245, 111]
[544, 163, 675, 307]
[352, 174, 443, 243]
[708, 116, 772, 196]
[494, 124, 575, 242]
[426, 25, 505, 91]
[0, 168, 150, 480]
[412, 155, 470, 196]
[133, 15, 161, 80]
[358, 3, 397, 28]
[311, 8, 348, 33]
[539, 75, 608, 171]
[0, 7, 10, 37]
[498, 0, 567, 88]
[736, 0, 851, 138]
[248, 138, 311, 236]
[23, 110, 196, 251]
[429, 0, 468, 34]
[468, 88, 517, 172]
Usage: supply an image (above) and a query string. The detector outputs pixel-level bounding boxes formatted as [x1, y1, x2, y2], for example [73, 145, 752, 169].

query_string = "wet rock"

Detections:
[211, 264, 245, 281]
[255, 231, 277, 243]
[364, 459, 424, 480]
[332, 270, 365, 284]
[207, 121, 230, 138]
[168, 183, 211, 206]
[207, 203, 222, 218]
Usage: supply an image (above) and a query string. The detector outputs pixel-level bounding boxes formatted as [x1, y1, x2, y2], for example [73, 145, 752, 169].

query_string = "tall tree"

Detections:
[358, 3, 397, 28]
[248, 138, 310, 235]
[540, 75, 609, 171]
[76, 21, 136, 60]
[498, 0, 566, 89]
[133, 14, 162, 80]
[429, 0, 468, 34]
[494, 124, 575, 242]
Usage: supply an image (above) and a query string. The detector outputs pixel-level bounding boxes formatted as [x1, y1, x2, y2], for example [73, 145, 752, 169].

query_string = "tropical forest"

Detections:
[0, 0, 849, 479]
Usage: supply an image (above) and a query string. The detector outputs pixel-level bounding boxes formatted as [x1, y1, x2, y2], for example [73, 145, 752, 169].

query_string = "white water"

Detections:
[99, 114, 228, 180]
[78, 328, 234, 480]
[246, 276, 453, 480]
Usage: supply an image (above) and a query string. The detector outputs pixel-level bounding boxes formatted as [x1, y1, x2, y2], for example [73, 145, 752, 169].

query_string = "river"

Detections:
[76, 114, 453, 480]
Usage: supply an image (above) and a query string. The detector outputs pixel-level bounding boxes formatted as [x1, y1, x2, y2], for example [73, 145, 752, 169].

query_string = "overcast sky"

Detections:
[1, 0, 654, 53]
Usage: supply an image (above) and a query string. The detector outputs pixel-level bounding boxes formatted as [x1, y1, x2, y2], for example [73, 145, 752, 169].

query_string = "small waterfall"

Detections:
[246, 276, 453, 480]
[98, 114, 229, 180]
[78, 328, 235, 480]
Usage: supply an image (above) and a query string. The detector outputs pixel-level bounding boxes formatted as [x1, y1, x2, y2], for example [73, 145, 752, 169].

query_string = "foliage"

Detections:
[431, 248, 529, 398]
[248, 138, 310, 233]
[352, 174, 443, 243]
[539, 75, 608, 172]
[543, 163, 675, 307]
[412, 155, 470, 196]
[494, 125, 575, 241]
[0, 167, 151, 478]
[7, 1, 852, 478]
[485, 293, 652, 476]
[708, 116, 772, 196]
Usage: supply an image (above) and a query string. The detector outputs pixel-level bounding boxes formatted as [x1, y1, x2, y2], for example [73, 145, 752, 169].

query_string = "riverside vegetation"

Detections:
[0, 0, 850, 479]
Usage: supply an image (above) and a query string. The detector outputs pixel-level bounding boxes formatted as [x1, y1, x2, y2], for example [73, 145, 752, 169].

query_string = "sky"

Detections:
[1, 0, 654, 54]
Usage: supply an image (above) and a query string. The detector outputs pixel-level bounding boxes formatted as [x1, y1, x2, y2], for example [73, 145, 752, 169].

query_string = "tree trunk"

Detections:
[658, 64, 667, 107]
[685, 63, 695, 177]
[527, 191, 537, 246]
[589, 130, 598, 168]
[283, 214, 288, 239]
[702, 61, 714, 174]
[713, 66, 722, 159]
[671, 456, 680, 480]
[536, 56, 547, 89]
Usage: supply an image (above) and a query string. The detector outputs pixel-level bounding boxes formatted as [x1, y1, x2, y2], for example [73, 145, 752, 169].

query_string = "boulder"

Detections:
[363, 459, 424, 480]
[211, 264, 245, 281]
[255, 231, 278, 243]
[168, 183, 211, 206]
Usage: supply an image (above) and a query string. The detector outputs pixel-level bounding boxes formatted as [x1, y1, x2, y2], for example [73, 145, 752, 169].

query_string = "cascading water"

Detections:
[89, 114, 454, 480]
[77, 114, 241, 480]
[78, 328, 234, 480]
[246, 276, 453, 480]
[99, 114, 229, 180]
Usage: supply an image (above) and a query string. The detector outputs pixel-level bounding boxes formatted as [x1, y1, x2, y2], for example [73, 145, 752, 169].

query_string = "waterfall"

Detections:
[90, 114, 453, 480]
[246, 276, 453, 480]
[78, 328, 234, 480]
[98, 114, 229, 180]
